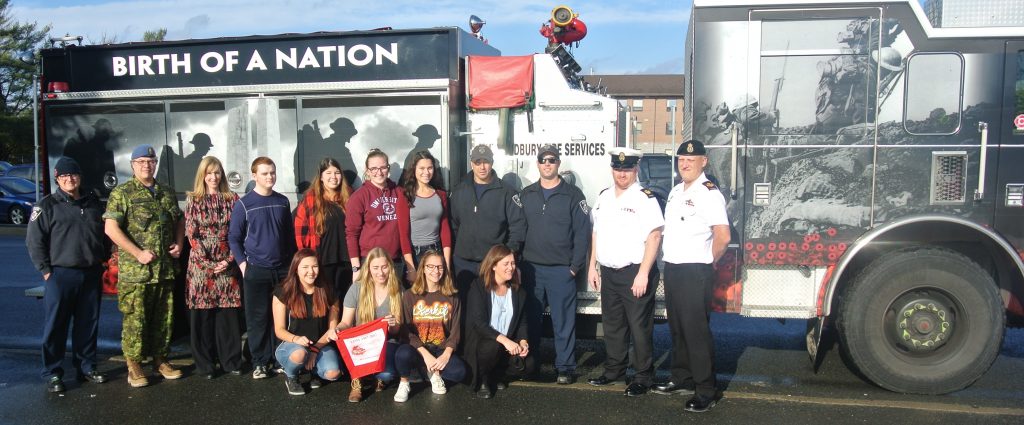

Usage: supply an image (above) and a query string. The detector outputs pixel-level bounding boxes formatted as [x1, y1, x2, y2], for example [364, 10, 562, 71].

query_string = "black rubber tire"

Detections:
[9, 206, 26, 225]
[837, 247, 1004, 394]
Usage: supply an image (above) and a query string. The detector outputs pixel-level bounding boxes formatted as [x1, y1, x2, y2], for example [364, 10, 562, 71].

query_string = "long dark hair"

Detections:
[399, 150, 445, 207]
[308, 157, 352, 235]
[280, 249, 336, 319]
[479, 244, 519, 292]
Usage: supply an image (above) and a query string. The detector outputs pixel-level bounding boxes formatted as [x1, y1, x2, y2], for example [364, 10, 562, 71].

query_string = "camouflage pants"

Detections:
[117, 280, 174, 361]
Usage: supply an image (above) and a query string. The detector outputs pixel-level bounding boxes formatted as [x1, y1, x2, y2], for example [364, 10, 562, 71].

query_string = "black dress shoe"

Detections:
[47, 376, 65, 393]
[624, 382, 648, 397]
[556, 372, 575, 385]
[651, 381, 694, 395]
[76, 370, 108, 384]
[684, 395, 718, 413]
[587, 375, 616, 386]
[227, 368, 244, 376]
[475, 387, 493, 399]
[495, 381, 507, 390]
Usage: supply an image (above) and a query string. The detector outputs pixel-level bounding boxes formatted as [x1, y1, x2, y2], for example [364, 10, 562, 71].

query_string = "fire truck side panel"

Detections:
[688, 1, 1024, 320]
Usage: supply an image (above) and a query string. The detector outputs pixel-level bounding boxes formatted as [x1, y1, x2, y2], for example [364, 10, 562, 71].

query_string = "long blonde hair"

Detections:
[188, 156, 233, 200]
[355, 247, 403, 325]
[410, 250, 456, 297]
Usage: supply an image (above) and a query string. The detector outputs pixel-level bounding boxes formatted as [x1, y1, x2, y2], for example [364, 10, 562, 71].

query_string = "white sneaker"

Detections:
[429, 372, 447, 395]
[393, 381, 411, 402]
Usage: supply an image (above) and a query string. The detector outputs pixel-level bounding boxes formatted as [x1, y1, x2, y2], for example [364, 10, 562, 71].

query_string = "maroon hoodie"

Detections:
[345, 179, 401, 260]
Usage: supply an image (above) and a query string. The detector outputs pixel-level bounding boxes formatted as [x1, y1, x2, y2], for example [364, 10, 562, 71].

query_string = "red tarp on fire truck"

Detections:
[467, 56, 534, 110]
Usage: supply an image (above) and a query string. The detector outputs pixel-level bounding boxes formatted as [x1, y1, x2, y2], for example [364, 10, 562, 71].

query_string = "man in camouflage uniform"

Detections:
[104, 144, 185, 387]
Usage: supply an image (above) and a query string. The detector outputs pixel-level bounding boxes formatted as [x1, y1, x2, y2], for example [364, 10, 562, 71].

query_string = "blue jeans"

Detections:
[372, 341, 399, 383]
[275, 342, 341, 380]
[411, 242, 441, 269]
[394, 343, 467, 383]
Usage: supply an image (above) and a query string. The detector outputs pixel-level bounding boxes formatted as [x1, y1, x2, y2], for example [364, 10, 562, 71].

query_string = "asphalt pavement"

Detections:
[1, 227, 1022, 424]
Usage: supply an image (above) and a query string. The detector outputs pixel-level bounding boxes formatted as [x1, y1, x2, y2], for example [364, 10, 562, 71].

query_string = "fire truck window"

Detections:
[169, 101, 225, 113]
[44, 103, 165, 199]
[904, 53, 962, 135]
[759, 55, 871, 136]
[296, 95, 444, 188]
[761, 19, 874, 54]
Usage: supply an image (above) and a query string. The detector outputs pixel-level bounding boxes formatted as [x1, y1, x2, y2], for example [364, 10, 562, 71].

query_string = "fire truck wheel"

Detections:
[837, 247, 1004, 394]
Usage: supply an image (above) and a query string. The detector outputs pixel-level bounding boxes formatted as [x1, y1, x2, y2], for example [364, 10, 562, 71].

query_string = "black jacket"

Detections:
[520, 179, 591, 274]
[26, 190, 107, 275]
[463, 277, 529, 387]
[449, 171, 526, 261]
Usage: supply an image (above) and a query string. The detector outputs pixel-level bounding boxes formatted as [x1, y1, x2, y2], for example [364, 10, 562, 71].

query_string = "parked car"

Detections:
[0, 161, 12, 175]
[0, 177, 37, 225]
[4, 164, 38, 182]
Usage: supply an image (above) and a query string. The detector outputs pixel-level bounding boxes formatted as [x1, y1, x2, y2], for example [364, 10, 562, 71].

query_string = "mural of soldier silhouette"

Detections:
[61, 118, 120, 198]
[402, 124, 441, 170]
[296, 117, 359, 191]
[159, 132, 215, 192]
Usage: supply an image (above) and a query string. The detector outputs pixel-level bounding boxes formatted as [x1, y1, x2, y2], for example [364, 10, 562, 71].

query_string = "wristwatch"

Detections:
[352, 265, 361, 272]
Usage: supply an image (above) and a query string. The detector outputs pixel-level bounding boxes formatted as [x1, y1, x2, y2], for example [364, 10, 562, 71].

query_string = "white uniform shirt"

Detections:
[592, 181, 664, 269]
[662, 173, 729, 264]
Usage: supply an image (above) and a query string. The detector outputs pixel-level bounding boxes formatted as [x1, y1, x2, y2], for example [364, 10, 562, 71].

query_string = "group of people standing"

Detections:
[26, 137, 729, 413]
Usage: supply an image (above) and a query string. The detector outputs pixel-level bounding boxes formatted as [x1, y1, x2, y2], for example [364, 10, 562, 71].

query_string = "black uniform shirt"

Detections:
[26, 189, 107, 275]
[449, 171, 526, 261]
[520, 179, 591, 274]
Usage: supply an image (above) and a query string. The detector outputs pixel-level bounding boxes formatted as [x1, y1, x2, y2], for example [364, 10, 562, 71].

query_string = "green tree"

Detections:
[0, 0, 50, 116]
[143, 28, 167, 42]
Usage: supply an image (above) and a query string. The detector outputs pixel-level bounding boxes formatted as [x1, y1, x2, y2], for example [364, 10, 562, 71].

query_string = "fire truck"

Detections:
[686, 0, 1024, 394]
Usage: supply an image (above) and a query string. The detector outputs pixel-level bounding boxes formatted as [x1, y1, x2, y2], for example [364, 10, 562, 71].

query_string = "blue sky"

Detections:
[12, 0, 692, 75]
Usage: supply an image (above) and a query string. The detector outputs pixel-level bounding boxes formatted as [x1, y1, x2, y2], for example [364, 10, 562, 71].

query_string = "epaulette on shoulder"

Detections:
[641, 188, 655, 198]
[703, 181, 718, 191]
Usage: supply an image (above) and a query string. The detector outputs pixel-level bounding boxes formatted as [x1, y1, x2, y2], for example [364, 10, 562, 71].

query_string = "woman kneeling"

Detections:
[273, 249, 342, 395]
[465, 244, 533, 399]
[393, 250, 466, 402]
[338, 247, 403, 402]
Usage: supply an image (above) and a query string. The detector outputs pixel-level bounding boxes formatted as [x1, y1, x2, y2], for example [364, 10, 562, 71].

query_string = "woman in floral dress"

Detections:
[185, 156, 242, 378]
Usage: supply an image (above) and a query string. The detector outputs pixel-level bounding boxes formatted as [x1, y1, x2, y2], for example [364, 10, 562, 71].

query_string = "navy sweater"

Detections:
[228, 190, 295, 269]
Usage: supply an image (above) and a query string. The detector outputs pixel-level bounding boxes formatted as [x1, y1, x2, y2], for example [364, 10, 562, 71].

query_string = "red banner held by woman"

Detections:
[335, 318, 389, 379]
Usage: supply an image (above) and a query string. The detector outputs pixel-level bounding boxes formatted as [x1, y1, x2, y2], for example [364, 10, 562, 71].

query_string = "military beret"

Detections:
[131, 144, 157, 160]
